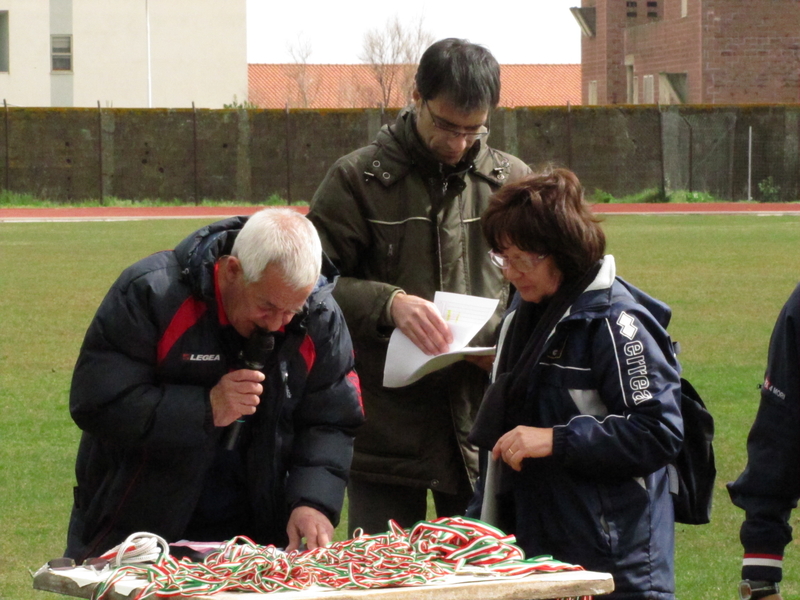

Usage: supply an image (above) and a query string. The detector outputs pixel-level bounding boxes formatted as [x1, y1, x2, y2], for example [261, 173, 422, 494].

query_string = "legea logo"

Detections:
[182, 353, 221, 362]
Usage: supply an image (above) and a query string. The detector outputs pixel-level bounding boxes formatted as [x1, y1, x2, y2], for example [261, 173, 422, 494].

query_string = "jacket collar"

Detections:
[562, 255, 616, 321]
[563, 255, 673, 329]
[365, 108, 513, 188]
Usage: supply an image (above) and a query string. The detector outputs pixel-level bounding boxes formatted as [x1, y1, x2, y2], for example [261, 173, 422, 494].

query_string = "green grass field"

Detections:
[1, 214, 800, 599]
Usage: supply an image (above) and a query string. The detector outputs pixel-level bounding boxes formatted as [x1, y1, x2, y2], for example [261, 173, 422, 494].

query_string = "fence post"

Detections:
[97, 101, 104, 204]
[658, 105, 666, 201]
[748, 125, 753, 200]
[285, 102, 292, 204]
[4, 99, 8, 192]
[236, 107, 252, 203]
[566, 101, 572, 169]
[192, 102, 199, 205]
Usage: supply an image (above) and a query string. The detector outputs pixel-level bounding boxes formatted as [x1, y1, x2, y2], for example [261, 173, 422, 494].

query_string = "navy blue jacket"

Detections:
[65, 217, 363, 560]
[484, 256, 683, 600]
[728, 282, 800, 583]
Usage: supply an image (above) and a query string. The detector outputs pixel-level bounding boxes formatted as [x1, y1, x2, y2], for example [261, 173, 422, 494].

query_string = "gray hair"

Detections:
[231, 208, 322, 289]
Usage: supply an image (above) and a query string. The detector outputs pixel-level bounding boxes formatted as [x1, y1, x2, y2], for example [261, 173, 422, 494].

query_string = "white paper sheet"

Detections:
[382, 292, 499, 388]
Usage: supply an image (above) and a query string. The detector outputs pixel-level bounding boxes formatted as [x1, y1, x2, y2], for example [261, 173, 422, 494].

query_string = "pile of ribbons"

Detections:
[91, 516, 587, 599]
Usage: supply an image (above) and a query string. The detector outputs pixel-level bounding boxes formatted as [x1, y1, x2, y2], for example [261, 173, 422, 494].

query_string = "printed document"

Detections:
[383, 291, 499, 388]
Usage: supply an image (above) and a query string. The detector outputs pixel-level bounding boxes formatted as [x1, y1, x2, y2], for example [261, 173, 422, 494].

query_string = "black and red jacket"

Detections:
[728, 282, 800, 583]
[65, 216, 363, 560]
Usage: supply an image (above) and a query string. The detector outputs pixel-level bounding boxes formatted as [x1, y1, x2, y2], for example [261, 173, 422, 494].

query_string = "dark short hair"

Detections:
[415, 38, 500, 111]
[482, 167, 606, 282]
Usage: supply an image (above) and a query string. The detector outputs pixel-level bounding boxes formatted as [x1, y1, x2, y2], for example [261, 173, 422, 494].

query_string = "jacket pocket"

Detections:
[366, 217, 431, 286]
[535, 362, 600, 423]
[596, 476, 651, 559]
[366, 219, 405, 283]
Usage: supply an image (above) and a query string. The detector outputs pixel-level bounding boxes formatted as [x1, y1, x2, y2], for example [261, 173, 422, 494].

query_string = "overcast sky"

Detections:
[246, 0, 582, 65]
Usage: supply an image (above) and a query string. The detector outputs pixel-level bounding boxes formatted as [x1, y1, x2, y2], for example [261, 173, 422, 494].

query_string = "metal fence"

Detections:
[2, 104, 798, 203]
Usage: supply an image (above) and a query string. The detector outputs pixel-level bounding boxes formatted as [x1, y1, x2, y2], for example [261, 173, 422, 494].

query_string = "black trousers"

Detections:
[346, 471, 474, 536]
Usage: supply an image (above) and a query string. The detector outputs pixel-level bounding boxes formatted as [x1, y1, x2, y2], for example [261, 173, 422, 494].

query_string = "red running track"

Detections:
[1, 203, 799, 222]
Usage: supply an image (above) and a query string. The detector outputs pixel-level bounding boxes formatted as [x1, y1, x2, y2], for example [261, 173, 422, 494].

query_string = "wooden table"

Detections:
[33, 563, 614, 600]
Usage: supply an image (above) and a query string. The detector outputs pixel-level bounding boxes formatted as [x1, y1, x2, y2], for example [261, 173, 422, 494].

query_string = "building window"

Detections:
[643, 75, 655, 103]
[51, 35, 72, 71]
[647, 1, 658, 18]
[570, 7, 597, 37]
[626, 1, 637, 17]
[0, 12, 8, 73]
[660, 72, 688, 104]
[681, 0, 688, 18]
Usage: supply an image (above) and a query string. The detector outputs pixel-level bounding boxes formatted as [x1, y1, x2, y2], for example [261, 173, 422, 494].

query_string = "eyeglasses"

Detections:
[259, 300, 304, 320]
[488, 250, 548, 273]
[423, 101, 489, 143]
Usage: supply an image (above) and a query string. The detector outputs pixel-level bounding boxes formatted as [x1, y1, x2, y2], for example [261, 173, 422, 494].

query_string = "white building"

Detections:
[0, 0, 247, 108]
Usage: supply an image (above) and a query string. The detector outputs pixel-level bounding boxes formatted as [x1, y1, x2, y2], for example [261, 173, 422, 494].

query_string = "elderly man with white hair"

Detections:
[65, 208, 363, 561]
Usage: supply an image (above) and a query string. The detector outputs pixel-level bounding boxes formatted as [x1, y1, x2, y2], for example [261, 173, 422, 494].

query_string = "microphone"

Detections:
[223, 327, 274, 450]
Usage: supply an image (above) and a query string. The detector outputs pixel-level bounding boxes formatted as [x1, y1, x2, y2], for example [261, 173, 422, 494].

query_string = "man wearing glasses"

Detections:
[308, 38, 530, 535]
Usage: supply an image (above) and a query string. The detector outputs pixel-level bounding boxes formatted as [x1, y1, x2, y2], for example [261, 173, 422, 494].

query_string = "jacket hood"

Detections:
[365, 109, 515, 188]
[174, 216, 247, 299]
[173, 215, 339, 304]
[566, 255, 673, 329]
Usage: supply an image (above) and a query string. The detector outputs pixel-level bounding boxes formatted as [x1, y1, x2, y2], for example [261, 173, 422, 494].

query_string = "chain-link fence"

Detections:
[1, 105, 798, 203]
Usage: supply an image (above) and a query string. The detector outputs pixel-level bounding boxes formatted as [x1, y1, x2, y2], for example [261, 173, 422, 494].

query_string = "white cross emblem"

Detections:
[617, 312, 638, 340]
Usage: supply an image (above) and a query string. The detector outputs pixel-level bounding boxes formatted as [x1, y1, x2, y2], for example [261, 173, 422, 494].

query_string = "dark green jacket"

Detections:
[308, 109, 530, 492]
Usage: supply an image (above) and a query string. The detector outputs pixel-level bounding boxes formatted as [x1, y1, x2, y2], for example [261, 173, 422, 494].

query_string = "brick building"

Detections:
[248, 63, 581, 109]
[572, 0, 800, 105]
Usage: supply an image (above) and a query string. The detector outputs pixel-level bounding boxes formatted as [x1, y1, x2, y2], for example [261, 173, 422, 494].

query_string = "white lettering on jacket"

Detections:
[182, 353, 221, 362]
[623, 334, 652, 404]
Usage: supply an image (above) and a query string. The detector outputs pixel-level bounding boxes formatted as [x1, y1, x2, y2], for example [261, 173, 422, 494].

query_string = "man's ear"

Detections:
[221, 255, 242, 281]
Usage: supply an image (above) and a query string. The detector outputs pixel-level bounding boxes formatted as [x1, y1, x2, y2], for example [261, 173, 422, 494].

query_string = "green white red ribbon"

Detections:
[90, 516, 590, 600]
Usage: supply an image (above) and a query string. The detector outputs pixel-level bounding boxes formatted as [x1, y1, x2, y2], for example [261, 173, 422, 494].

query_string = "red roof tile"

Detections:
[248, 64, 581, 109]
[499, 64, 582, 107]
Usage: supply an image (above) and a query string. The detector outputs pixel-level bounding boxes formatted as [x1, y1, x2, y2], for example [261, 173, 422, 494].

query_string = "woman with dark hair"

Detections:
[470, 168, 683, 599]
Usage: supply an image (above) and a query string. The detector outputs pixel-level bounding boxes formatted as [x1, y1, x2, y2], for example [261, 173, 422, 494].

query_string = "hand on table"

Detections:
[286, 506, 334, 552]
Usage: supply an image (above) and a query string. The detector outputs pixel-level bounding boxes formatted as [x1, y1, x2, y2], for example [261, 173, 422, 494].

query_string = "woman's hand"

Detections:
[492, 426, 554, 471]
[464, 353, 495, 372]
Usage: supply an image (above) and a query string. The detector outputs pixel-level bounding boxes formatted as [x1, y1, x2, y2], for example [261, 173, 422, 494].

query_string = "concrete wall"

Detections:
[0, 105, 797, 203]
[0, 0, 247, 108]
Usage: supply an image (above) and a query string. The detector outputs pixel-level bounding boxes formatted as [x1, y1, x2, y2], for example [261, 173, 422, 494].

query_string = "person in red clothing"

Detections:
[65, 208, 363, 561]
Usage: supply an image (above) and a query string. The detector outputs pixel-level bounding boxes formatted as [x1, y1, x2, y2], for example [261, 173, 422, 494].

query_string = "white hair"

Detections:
[231, 208, 322, 289]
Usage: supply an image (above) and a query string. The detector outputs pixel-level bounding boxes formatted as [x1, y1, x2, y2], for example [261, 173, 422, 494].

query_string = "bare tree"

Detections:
[285, 38, 318, 108]
[359, 15, 434, 108]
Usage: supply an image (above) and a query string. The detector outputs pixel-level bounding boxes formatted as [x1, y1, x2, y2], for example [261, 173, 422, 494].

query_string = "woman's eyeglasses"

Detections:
[488, 250, 548, 274]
